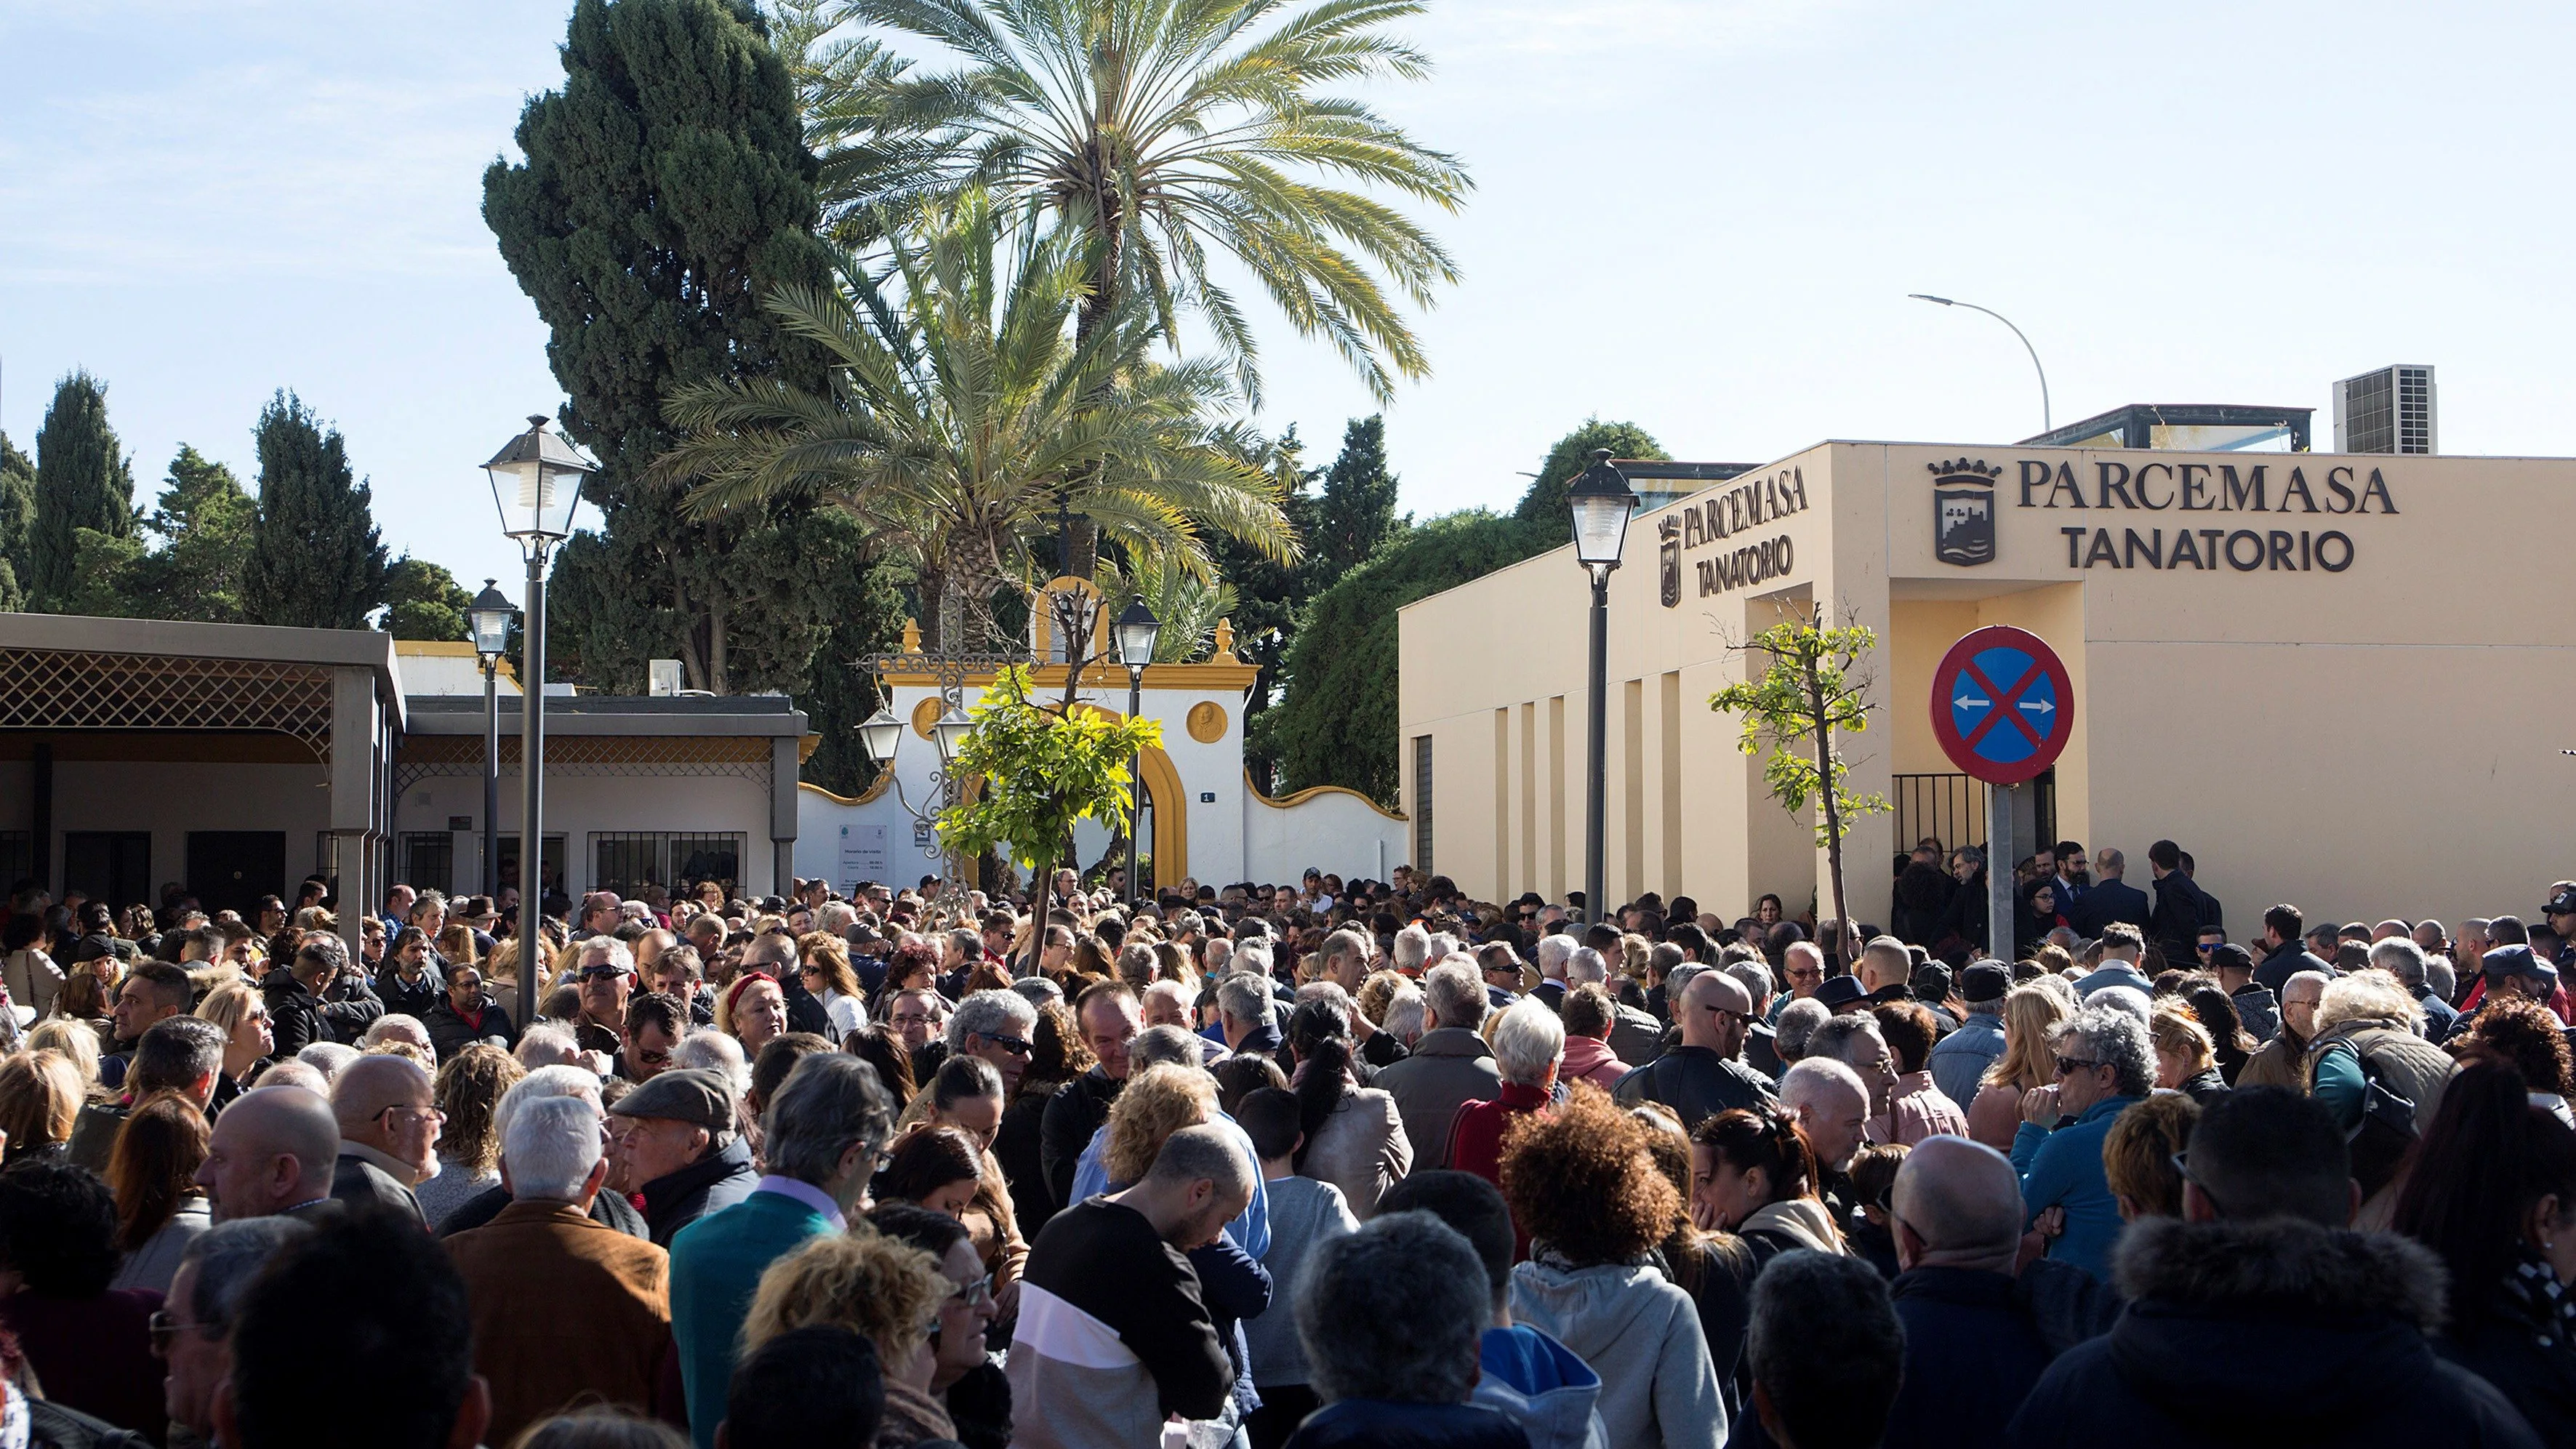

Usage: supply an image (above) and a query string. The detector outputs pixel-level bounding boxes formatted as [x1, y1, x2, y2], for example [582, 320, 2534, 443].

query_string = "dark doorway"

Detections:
[187, 832, 286, 920]
[63, 832, 153, 911]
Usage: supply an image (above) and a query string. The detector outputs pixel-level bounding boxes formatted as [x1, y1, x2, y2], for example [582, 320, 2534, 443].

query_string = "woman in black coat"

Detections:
[2393, 1063, 2576, 1442]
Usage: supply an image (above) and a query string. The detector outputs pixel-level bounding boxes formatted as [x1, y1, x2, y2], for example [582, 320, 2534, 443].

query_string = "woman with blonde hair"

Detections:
[25, 1018, 103, 1097]
[740, 1230, 958, 1447]
[1104, 1064, 1220, 1185]
[794, 931, 865, 1041]
[438, 923, 481, 972]
[1967, 984, 2072, 1150]
[196, 981, 273, 1096]
[418, 1045, 526, 1229]
[47, 974, 113, 1051]
[0, 1051, 84, 1163]
[2149, 1006, 2228, 1104]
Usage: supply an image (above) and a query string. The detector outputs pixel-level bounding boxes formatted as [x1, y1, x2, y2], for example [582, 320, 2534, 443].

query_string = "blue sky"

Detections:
[4, 1, 2571, 593]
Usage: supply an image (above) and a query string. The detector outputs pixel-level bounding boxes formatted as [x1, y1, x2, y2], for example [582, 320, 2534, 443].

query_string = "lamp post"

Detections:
[1114, 598, 1161, 907]
[1566, 450, 1637, 927]
[466, 580, 517, 899]
[481, 414, 597, 1031]
[1909, 294, 2051, 432]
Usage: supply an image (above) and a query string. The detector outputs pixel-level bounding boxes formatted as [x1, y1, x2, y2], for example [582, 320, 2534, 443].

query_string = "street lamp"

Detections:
[1909, 294, 2051, 432]
[466, 579, 517, 900]
[1115, 598, 1160, 905]
[481, 414, 596, 1030]
[1566, 449, 1636, 926]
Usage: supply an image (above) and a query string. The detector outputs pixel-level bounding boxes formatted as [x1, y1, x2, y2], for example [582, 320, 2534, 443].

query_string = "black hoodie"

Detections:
[2004, 1215, 2540, 1448]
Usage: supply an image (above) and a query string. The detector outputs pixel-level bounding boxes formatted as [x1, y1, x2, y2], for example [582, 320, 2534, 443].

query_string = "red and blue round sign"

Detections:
[1929, 626, 2074, 785]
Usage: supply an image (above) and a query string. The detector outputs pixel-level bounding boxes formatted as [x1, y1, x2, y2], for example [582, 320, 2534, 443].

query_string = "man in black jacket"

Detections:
[1042, 983, 1142, 1210]
[262, 936, 383, 1060]
[2065, 848, 2151, 938]
[2004, 1088, 2543, 1448]
[2143, 840, 2214, 972]
[1613, 970, 1776, 1131]
[606, 1067, 757, 1246]
[2252, 902, 2332, 994]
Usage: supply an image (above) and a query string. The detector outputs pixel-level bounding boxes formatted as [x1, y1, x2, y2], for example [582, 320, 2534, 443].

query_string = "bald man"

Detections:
[330, 1053, 443, 1227]
[196, 1086, 342, 1222]
[1885, 1136, 2055, 1440]
[1613, 969, 1777, 1131]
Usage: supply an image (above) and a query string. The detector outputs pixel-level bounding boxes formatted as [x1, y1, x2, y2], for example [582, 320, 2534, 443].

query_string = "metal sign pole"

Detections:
[1987, 779, 2014, 960]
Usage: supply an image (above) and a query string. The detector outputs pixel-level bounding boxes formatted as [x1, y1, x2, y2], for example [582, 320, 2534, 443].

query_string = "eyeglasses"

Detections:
[377, 1104, 447, 1128]
[577, 965, 633, 982]
[977, 1032, 1034, 1057]
[891, 1011, 934, 1027]
[947, 1272, 995, 1311]
[148, 1310, 215, 1354]
[2051, 1055, 2101, 1079]
[2169, 1150, 2228, 1216]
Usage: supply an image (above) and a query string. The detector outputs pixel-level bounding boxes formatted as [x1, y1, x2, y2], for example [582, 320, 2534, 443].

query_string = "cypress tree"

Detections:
[483, 0, 869, 701]
[1312, 415, 1405, 578]
[131, 445, 256, 623]
[241, 393, 388, 629]
[0, 432, 34, 611]
[29, 372, 136, 608]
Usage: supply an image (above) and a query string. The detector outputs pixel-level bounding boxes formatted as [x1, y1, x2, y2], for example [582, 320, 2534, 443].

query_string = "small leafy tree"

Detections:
[1709, 603, 1890, 963]
[936, 666, 1163, 917]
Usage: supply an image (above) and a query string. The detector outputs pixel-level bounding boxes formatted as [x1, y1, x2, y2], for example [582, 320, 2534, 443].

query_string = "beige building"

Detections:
[1398, 438, 2573, 932]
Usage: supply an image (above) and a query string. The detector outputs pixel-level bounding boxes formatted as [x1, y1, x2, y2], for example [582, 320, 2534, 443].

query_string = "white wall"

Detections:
[1243, 790, 1409, 886]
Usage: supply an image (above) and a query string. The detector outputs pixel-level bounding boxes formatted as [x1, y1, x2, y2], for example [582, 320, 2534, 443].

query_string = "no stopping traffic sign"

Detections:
[1929, 626, 2074, 786]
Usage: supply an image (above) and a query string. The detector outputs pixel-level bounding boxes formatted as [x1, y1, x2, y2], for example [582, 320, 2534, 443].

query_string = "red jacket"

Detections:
[1445, 1080, 1551, 1260]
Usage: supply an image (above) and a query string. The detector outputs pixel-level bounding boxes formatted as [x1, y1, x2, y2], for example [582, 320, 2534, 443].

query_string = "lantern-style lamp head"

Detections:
[482, 414, 598, 543]
[1566, 449, 1637, 570]
[856, 705, 904, 766]
[467, 580, 516, 664]
[1115, 598, 1161, 670]
[931, 705, 974, 763]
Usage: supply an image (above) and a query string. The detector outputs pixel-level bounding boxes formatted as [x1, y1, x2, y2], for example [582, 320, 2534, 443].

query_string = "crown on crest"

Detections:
[1927, 457, 2003, 481]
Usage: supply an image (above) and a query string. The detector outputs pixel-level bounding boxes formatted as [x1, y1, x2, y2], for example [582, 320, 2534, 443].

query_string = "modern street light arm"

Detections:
[1909, 294, 2050, 432]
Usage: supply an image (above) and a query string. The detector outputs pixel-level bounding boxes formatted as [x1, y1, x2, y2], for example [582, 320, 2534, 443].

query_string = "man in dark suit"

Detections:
[2066, 848, 2151, 938]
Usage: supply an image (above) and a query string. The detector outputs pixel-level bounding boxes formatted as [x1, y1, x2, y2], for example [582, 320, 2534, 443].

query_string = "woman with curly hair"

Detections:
[417, 1045, 526, 1229]
[878, 939, 941, 1004]
[2449, 996, 2576, 1123]
[1504, 1086, 1725, 1449]
[740, 1229, 960, 1448]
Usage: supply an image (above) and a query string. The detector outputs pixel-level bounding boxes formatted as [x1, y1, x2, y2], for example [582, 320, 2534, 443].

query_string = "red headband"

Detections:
[724, 971, 777, 1018]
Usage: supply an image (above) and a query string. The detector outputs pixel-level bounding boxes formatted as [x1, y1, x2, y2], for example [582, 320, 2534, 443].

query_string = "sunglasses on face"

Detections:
[978, 1032, 1034, 1056]
[577, 965, 633, 983]
[2052, 1055, 2101, 1078]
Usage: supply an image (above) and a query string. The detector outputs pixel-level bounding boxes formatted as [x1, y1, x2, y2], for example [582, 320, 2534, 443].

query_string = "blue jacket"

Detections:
[1473, 1325, 1606, 1449]
[2011, 1094, 2141, 1283]
[2065, 879, 2149, 937]
[2069, 964, 2153, 1001]
[1926, 1011, 2005, 1109]
[1885, 1267, 2053, 1449]
[669, 1186, 836, 1449]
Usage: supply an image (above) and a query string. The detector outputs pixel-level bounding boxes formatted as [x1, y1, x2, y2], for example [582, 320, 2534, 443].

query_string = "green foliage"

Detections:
[241, 393, 388, 630]
[1514, 419, 1669, 526]
[936, 665, 1164, 895]
[797, 549, 909, 797]
[1097, 554, 1237, 664]
[1312, 415, 1405, 580]
[0, 432, 35, 611]
[485, 0, 858, 695]
[30, 371, 137, 608]
[1709, 605, 1889, 949]
[834, 0, 1472, 405]
[658, 188, 1296, 651]
[1264, 509, 1554, 804]
[132, 446, 256, 624]
[48, 529, 148, 619]
[382, 555, 476, 641]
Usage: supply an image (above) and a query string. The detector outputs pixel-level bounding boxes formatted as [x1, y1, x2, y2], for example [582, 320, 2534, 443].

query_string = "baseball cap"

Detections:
[2484, 944, 2560, 995]
[1959, 963, 2011, 1005]
[606, 1068, 736, 1133]
[2207, 944, 2254, 975]
[2546, 888, 2576, 918]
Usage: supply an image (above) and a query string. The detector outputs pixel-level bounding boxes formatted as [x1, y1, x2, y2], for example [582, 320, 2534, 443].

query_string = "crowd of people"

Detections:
[0, 837, 2568, 1449]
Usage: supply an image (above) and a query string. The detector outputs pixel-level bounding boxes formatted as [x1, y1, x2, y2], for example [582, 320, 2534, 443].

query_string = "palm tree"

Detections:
[656, 188, 1296, 650]
[825, 0, 1473, 407]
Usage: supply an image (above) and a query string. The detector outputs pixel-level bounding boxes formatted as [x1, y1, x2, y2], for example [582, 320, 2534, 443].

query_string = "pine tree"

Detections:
[1312, 415, 1405, 579]
[130, 446, 256, 623]
[381, 555, 475, 641]
[241, 393, 388, 630]
[0, 432, 34, 611]
[29, 372, 136, 608]
[483, 0, 857, 698]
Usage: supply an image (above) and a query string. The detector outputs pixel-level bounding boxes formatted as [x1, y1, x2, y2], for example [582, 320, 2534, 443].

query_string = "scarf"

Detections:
[2500, 1240, 2576, 1349]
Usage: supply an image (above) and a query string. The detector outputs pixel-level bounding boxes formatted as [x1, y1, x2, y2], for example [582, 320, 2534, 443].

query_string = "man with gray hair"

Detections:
[1728, 959, 1783, 1076]
[1376, 963, 1503, 1171]
[1291, 1211, 1525, 1448]
[2370, 936, 2458, 1039]
[446, 1093, 673, 1445]
[70, 1014, 225, 1173]
[161, 1218, 313, 1445]
[1011, 1125, 1251, 1449]
[1392, 923, 1433, 976]
[1773, 997, 1831, 1070]
[437, 1064, 649, 1240]
[1615, 968, 1775, 1131]
[566, 934, 639, 1058]
[948, 987, 1041, 1099]
[1533, 932, 1576, 1012]
[1882, 1136, 2055, 1440]
[1216, 971, 1283, 1061]
[2013, 1006, 2152, 1282]
[670, 1053, 896, 1449]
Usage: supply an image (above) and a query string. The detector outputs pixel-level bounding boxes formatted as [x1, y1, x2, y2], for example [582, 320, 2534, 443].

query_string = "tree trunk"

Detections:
[672, 568, 710, 694]
[708, 577, 729, 695]
[1807, 643, 1855, 968]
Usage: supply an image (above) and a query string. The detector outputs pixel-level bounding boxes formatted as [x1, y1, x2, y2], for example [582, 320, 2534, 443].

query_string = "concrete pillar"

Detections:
[329, 667, 381, 960]
[770, 735, 801, 896]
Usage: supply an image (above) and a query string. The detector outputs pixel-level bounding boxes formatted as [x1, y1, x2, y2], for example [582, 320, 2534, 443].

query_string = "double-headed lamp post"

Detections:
[854, 696, 976, 893]
[466, 580, 518, 900]
[481, 415, 597, 1031]
[1114, 599, 1162, 906]
[1566, 449, 1638, 926]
